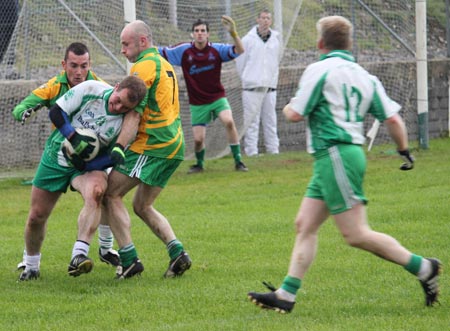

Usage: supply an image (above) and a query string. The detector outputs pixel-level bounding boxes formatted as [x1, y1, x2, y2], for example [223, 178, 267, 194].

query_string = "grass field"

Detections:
[1, 138, 449, 331]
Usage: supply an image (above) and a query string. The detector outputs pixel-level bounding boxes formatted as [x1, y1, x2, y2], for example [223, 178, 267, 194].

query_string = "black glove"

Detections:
[110, 143, 125, 165]
[21, 103, 43, 125]
[69, 131, 96, 159]
[398, 149, 414, 171]
[62, 146, 86, 171]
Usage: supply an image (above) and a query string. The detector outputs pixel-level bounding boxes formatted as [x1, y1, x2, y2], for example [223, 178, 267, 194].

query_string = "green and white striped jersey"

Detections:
[290, 50, 401, 154]
[47, 80, 125, 166]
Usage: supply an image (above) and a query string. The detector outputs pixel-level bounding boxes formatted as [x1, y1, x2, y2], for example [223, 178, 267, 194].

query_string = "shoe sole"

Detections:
[247, 294, 291, 314]
[68, 259, 93, 277]
[164, 259, 192, 278]
[427, 260, 443, 306]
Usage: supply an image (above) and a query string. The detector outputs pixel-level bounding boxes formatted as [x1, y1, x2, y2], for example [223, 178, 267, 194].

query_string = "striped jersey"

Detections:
[290, 50, 401, 154]
[48, 80, 125, 166]
[159, 42, 239, 105]
[12, 70, 102, 121]
[128, 47, 185, 160]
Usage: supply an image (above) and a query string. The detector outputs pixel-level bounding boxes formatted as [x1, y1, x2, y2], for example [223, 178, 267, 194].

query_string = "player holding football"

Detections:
[248, 16, 441, 313]
[159, 16, 248, 173]
[12, 42, 122, 268]
[102, 19, 191, 279]
[17, 76, 147, 281]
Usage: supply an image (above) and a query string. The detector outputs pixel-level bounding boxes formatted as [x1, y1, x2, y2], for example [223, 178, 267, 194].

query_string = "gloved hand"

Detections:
[62, 146, 86, 171]
[221, 15, 238, 38]
[110, 143, 125, 165]
[17, 103, 43, 125]
[68, 131, 97, 159]
[398, 149, 414, 171]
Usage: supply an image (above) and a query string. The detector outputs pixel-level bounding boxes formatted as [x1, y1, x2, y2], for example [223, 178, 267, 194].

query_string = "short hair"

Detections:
[317, 16, 353, 51]
[192, 19, 209, 32]
[258, 8, 271, 18]
[65, 42, 90, 61]
[118, 76, 147, 105]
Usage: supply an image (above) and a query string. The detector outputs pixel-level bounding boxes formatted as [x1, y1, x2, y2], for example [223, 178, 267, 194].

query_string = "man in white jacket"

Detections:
[236, 9, 281, 157]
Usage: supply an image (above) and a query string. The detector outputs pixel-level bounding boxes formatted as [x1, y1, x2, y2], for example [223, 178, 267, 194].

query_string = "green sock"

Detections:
[280, 275, 302, 295]
[230, 144, 242, 164]
[167, 239, 184, 260]
[118, 243, 138, 268]
[195, 149, 205, 167]
[404, 254, 423, 275]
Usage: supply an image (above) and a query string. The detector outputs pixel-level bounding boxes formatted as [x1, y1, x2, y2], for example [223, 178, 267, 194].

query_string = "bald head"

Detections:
[123, 20, 152, 41]
[121, 20, 153, 63]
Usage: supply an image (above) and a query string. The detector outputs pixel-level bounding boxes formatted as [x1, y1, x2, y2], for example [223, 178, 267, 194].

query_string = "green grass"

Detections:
[1, 138, 449, 331]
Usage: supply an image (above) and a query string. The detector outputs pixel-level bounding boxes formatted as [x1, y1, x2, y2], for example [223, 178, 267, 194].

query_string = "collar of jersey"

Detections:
[103, 89, 114, 115]
[56, 70, 97, 86]
[319, 50, 355, 62]
[136, 47, 159, 62]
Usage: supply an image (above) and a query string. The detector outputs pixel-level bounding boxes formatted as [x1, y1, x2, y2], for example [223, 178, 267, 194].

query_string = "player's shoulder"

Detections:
[88, 70, 104, 82]
[164, 42, 191, 52]
[74, 80, 112, 94]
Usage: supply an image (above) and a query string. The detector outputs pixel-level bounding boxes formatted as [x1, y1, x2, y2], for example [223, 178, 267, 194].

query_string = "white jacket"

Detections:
[235, 26, 281, 89]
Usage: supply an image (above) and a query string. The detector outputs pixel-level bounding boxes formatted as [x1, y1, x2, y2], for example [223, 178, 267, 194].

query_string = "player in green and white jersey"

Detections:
[18, 76, 147, 281]
[14, 42, 122, 271]
[248, 16, 441, 313]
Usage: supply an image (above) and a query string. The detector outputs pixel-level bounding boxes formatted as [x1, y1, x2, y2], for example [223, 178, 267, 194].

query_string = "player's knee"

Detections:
[27, 211, 48, 228]
[87, 183, 106, 206]
[342, 232, 366, 248]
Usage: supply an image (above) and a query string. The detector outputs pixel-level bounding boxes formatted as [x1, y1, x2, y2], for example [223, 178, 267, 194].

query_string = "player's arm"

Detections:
[221, 16, 244, 55]
[109, 109, 141, 165]
[115, 110, 140, 147]
[158, 44, 187, 66]
[12, 93, 47, 124]
[62, 149, 115, 172]
[384, 113, 414, 170]
[283, 98, 304, 122]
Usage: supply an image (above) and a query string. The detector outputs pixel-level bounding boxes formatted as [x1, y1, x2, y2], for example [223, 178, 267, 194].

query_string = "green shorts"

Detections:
[33, 150, 81, 193]
[305, 144, 368, 214]
[115, 150, 182, 188]
[190, 98, 231, 126]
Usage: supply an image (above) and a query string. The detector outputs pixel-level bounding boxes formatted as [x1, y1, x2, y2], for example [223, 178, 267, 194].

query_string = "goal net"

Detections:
[0, 0, 419, 177]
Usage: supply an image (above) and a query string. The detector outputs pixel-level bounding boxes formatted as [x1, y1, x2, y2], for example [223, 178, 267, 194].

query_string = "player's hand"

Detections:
[398, 149, 414, 170]
[110, 143, 125, 165]
[69, 131, 96, 159]
[221, 15, 238, 37]
[62, 146, 86, 171]
[20, 103, 43, 125]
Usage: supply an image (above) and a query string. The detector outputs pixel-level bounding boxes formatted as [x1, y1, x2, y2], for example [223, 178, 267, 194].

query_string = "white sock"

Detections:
[25, 253, 41, 271]
[417, 258, 432, 281]
[72, 241, 90, 259]
[275, 288, 296, 302]
[98, 224, 114, 254]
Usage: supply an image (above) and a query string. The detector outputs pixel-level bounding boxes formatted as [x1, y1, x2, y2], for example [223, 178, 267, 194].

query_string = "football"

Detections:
[63, 128, 100, 162]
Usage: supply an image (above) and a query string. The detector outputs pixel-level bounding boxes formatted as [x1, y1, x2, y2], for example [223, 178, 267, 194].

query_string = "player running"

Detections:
[248, 15, 441, 313]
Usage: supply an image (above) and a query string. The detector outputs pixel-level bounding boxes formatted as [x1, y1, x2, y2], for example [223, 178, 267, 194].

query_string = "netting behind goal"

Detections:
[0, 0, 423, 176]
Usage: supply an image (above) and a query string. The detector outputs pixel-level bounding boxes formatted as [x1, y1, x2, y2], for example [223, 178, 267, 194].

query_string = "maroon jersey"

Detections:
[159, 42, 239, 105]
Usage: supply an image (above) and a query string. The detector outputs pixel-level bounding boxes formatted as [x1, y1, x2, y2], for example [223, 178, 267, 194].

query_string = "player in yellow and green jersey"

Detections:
[102, 20, 191, 279]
